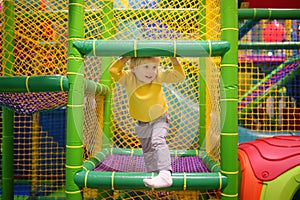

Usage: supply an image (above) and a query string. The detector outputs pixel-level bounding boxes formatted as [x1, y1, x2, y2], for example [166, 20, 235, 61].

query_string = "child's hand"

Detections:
[119, 56, 131, 63]
[169, 57, 181, 66]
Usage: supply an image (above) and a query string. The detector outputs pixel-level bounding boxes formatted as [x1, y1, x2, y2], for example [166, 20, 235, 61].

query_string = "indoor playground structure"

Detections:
[0, 0, 300, 200]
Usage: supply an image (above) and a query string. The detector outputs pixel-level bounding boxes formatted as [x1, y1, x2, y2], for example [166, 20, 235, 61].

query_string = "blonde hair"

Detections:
[129, 57, 160, 69]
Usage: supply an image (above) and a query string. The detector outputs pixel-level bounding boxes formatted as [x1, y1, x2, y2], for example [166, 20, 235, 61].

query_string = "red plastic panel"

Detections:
[239, 136, 300, 181]
[238, 149, 263, 200]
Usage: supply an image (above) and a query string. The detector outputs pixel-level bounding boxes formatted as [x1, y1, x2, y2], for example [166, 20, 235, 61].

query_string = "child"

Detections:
[109, 56, 185, 188]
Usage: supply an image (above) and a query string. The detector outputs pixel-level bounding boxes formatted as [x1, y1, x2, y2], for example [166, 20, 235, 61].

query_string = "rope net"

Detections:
[238, 19, 300, 142]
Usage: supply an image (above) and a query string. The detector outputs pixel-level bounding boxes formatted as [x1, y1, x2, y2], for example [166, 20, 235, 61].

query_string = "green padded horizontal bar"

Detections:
[0, 75, 110, 95]
[73, 40, 230, 57]
[239, 42, 300, 50]
[84, 79, 110, 95]
[239, 9, 300, 19]
[0, 75, 69, 92]
[74, 171, 227, 191]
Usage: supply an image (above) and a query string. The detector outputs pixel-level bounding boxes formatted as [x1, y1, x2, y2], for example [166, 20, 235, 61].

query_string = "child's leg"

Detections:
[143, 117, 172, 188]
[151, 123, 172, 172]
[135, 122, 158, 172]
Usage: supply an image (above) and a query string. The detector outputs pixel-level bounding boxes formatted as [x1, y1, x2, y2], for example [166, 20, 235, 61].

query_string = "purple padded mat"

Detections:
[0, 92, 67, 114]
[94, 154, 210, 173]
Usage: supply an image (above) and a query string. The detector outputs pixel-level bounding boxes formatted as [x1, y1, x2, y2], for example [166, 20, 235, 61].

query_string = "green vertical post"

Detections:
[2, 0, 15, 199]
[2, 109, 14, 200]
[198, 0, 207, 149]
[100, 0, 116, 148]
[220, 0, 239, 199]
[31, 113, 39, 196]
[2, 1, 15, 75]
[97, 1, 116, 198]
[66, 0, 85, 199]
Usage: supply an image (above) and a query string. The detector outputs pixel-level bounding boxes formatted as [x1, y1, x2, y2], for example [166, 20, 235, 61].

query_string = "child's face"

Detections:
[132, 58, 159, 83]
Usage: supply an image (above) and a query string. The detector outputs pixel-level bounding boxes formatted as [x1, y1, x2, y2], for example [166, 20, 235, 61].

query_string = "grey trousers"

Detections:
[135, 114, 172, 172]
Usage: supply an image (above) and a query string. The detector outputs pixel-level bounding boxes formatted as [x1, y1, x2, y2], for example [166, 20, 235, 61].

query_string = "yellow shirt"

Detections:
[109, 60, 185, 122]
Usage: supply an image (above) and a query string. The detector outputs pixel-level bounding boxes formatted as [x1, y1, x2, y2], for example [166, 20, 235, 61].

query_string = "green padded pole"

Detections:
[31, 113, 39, 196]
[2, 1, 15, 75]
[198, 0, 207, 149]
[2, 110, 14, 200]
[66, 0, 85, 199]
[97, 1, 116, 198]
[0, 76, 69, 92]
[0, 76, 109, 95]
[239, 9, 300, 20]
[84, 79, 110, 96]
[239, 42, 300, 50]
[2, 0, 15, 199]
[74, 171, 227, 191]
[73, 40, 230, 57]
[100, 0, 116, 149]
[220, 0, 239, 199]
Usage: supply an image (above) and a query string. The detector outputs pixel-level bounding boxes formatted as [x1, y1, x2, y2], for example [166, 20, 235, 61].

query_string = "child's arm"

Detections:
[169, 57, 181, 67]
[109, 57, 131, 81]
[168, 57, 185, 81]
[119, 56, 131, 64]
